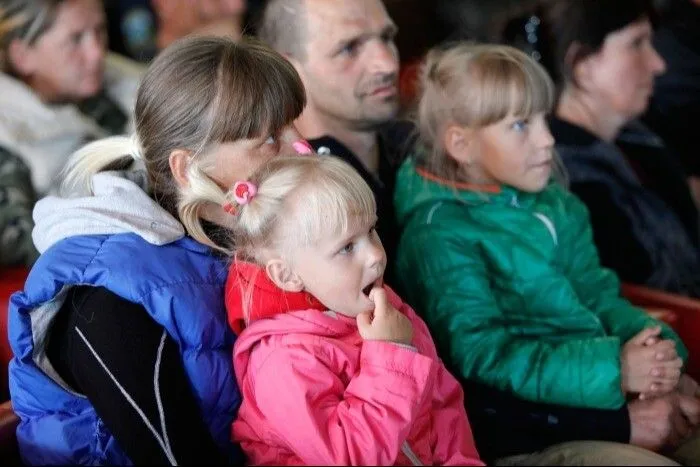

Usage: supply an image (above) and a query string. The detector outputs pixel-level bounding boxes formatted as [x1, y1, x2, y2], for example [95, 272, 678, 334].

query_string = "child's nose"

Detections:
[367, 243, 386, 272]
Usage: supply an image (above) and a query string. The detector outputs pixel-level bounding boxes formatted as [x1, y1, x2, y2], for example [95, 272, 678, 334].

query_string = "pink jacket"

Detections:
[229, 265, 483, 466]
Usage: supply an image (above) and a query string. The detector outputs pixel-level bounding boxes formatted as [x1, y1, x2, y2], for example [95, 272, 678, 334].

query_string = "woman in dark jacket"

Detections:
[543, 0, 700, 297]
[644, 0, 700, 201]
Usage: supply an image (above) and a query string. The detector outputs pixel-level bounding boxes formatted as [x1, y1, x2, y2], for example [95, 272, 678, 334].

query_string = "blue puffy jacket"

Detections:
[8, 232, 239, 465]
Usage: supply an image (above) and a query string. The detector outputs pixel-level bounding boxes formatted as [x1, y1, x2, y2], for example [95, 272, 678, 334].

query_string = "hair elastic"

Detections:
[223, 180, 258, 215]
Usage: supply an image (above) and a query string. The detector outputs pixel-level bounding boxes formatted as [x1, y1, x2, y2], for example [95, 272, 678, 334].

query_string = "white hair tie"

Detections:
[129, 134, 144, 162]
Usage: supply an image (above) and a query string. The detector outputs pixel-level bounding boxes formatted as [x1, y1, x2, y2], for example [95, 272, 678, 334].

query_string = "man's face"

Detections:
[296, 0, 400, 131]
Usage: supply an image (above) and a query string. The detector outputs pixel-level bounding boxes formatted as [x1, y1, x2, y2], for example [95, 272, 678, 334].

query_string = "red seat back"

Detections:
[0, 268, 29, 400]
[0, 400, 20, 464]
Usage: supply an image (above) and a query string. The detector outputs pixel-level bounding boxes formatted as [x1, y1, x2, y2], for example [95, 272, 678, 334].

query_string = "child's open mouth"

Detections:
[362, 278, 384, 297]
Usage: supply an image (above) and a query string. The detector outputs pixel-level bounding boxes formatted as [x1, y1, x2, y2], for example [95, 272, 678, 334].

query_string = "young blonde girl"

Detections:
[393, 43, 693, 459]
[208, 155, 482, 466]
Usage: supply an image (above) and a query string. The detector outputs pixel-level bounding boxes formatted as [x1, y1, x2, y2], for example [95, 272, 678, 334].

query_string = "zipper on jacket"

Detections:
[533, 212, 558, 246]
[401, 441, 423, 466]
[509, 193, 559, 247]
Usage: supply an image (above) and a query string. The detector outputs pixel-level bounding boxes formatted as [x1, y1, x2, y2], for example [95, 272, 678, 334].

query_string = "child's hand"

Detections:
[621, 326, 683, 395]
[639, 333, 687, 401]
[357, 287, 413, 345]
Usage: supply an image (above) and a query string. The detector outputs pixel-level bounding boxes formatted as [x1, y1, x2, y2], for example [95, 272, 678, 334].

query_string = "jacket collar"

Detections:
[409, 160, 524, 207]
[226, 261, 326, 333]
[414, 167, 502, 194]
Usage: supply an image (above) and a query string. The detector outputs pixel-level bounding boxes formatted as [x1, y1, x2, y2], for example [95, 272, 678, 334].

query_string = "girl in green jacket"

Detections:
[394, 42, 689, 411]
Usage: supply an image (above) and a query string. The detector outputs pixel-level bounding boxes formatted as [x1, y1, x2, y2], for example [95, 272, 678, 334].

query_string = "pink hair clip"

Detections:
[223, 180, 257, 215]
[292, 139, 314, 155]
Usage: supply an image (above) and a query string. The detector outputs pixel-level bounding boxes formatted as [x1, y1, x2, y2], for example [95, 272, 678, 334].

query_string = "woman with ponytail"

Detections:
[7, 35, 309, 465]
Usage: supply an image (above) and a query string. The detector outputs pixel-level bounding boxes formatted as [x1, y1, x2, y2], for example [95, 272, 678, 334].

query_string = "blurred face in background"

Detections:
[574, 18, 666, 122]
[151, 0, 246, 48]
[293, 0, 400, 131]
[10, 0, 108, 103]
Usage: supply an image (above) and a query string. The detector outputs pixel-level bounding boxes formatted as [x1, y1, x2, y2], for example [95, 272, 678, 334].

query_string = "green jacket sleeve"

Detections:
[0, 146, 38, 267]
[555, 190, 688, 362]
[396, 228, 625, 410]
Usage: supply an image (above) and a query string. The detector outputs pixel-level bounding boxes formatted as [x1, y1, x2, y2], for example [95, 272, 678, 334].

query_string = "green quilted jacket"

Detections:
[393, 158, 687, 410]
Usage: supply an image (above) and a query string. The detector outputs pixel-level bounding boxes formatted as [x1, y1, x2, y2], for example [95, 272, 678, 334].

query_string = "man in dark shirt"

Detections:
[258, 0, 412, 281]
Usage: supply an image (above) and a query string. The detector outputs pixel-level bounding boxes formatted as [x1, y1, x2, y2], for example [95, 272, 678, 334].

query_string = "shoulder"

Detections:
[104, 53, 146, 84]
[103, 53, 145, 111]
[397, 214, 490, 283]
[379, 120, 418, 165]
[541, 182, 579, 208]
[547, 183, 591, 219]
[400, 199, 488, 249]
[99, 235, 228, 286]
[246, 333, 347, 382]
[42, 234, 228, 296]
[536, 183, 594, 237]
[0, 145, 30, 178]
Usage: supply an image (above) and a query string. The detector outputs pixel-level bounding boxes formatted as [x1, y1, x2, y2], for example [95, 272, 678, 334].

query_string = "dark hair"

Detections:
[541, 0, 658, 85]
[384, 0, 449, 63]
[434, 0, 543, 44]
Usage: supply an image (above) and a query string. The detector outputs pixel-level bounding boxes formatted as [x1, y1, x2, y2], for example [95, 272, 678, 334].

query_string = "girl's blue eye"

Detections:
[265, 136, 276, 145]
[512, 120, 529, 132]
[339, 40, 360, 57]
[340, 242, 355, 255]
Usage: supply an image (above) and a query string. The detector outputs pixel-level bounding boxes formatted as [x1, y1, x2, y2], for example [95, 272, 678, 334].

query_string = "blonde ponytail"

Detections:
[230, 156, 376, 262]
[177, 162, 233, 255]
[234, 166, 305, 253]
[59, 136, 139, 197]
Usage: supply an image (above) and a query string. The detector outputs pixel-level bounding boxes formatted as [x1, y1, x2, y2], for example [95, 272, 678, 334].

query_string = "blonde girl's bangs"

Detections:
[416, 43, 558, 184]
[285, 157, 377, 247]
[465, 48, 555, 127]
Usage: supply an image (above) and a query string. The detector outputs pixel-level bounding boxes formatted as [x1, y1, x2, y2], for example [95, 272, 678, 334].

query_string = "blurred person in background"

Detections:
[644, 0, 700, 205]
[107, 0, 250, 62]
[0, 0, 143, 267]
[543, 0, 700, 299]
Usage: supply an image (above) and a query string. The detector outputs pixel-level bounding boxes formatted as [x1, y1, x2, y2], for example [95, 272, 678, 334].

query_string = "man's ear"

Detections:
[266, 258, 304, 292]
[168, 149, 193, 188]
[443, 124, 476, 166]
[286, 55, 309, 86]
[8, 39, 37, 77]
[566, 41, 594, 90]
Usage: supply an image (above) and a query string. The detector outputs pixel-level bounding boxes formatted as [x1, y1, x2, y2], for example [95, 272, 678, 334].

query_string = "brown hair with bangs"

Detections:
[59, 35, 306, 254]
[416, 42, 554, 182]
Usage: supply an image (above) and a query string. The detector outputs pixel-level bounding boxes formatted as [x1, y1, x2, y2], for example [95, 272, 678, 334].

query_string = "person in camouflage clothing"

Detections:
[0, 0, 143, 267]
[0, 146, 37, 266]
[0, 0, 143, 197]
